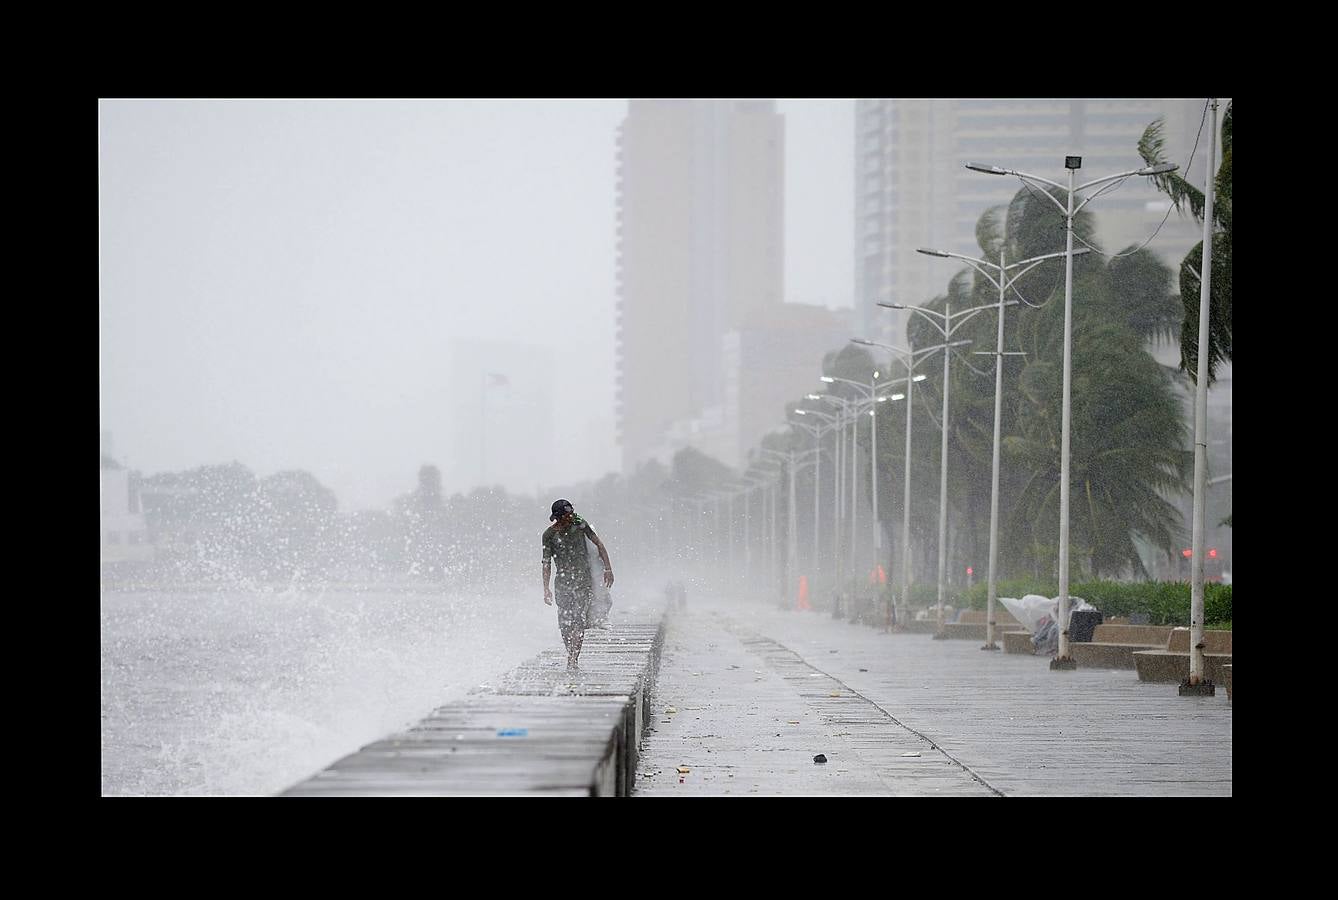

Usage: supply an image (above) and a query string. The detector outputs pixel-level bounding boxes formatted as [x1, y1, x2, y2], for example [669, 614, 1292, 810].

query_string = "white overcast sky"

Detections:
[98, 98, 853, 510]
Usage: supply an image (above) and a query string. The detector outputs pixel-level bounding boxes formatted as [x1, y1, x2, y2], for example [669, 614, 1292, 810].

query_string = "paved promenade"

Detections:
[636, 595, 1231, 796]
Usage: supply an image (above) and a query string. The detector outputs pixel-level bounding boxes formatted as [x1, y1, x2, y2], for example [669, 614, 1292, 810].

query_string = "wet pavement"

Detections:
[635, 595, 1231, 797]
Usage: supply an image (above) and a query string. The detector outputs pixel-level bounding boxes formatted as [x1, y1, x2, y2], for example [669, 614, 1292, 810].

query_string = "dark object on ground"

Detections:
[1069, 609, 1103, 643]
[813, 754, 827, 764]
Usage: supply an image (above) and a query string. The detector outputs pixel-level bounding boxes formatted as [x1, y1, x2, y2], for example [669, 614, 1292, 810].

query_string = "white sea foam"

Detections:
[101, 587, 555, 795]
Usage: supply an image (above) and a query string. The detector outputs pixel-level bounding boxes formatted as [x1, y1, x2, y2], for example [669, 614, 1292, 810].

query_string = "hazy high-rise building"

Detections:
[617, 99, 789, 471]
[855, 98, 1211, 345]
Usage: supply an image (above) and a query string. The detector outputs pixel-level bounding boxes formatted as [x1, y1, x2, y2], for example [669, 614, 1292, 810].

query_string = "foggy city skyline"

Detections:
[102, 98, 1232, 797]
[98, 98, 855, 510]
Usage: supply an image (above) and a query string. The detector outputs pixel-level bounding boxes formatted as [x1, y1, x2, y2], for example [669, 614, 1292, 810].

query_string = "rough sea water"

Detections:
[100, 586, 554, 796]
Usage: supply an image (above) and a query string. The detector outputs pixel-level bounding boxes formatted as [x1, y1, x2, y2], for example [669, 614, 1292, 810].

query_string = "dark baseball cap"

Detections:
[550, 499, 574, 521]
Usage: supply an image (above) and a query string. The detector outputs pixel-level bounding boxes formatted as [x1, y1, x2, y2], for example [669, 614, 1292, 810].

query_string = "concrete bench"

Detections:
[1003, 630, 1035, 654]
[1166, 628, 1232, 654]
[1134, 628, 1233, 683]
[931, 607, 1024, 640]
[955, 609, 1021, 626]
[1091, 624, 1177, 644]
[1071, 625, 1175, 670]
[937, 621, 1029, 640]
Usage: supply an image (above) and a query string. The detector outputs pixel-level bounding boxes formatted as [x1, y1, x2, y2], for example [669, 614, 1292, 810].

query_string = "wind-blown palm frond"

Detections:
[1138, 117, 1207, 222]
[1104, 249, 1181, 347]
[1178, 234, 1232, 383]
[1139, 102, 1232, 385]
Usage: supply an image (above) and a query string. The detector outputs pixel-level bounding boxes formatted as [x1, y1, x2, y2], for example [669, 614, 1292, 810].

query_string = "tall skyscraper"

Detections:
[616, 99, 853, 471]
[855, 99, 1210, 344]
[619, 99, 850, 472]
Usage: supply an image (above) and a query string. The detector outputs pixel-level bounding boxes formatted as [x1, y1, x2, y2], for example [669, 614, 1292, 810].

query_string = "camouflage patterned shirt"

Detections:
[542, 515, 600, 593]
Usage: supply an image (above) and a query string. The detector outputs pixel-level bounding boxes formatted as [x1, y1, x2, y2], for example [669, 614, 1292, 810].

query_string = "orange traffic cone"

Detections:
[797, 574, 812, 610]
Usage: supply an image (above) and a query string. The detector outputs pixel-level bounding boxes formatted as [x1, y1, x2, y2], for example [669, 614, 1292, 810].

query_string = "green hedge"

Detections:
[947, 579, 1232, 627]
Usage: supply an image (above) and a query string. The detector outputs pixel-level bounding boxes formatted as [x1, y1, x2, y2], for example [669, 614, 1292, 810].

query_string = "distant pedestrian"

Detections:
[664, 580, 686, 611]
[542, 499, 615, 671]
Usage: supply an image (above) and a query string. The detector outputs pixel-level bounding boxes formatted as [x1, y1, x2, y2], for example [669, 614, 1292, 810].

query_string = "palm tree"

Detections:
[1137, 101, 1232, 384]
[1005, 320, 1190, 577]
[998, 199, 1192, 578]
[954, 189, 1190, 580]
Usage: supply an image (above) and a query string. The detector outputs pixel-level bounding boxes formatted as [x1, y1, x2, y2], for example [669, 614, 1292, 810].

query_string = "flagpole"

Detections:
[480, 372, 486, 487]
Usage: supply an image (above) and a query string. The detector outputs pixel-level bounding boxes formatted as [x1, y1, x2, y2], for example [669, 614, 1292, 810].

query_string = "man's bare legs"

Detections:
[560, 621, 585, 670]
[567, 629, 584, 669]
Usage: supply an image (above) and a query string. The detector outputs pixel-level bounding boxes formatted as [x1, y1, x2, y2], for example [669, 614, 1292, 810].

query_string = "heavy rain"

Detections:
[100, 99, 1231, 797]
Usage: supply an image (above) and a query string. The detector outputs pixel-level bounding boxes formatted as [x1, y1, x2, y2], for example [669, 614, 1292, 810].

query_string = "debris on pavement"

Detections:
[814, 754, 828, 764]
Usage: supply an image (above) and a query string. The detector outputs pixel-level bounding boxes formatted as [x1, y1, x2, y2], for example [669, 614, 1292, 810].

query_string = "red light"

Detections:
[1181, 548, 1192, 558]
[966, 567, 974, 576]
[1208, 548, 1218, 559]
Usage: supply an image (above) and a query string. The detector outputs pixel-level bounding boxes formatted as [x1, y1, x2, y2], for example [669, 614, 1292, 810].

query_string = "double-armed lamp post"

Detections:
[864, 321, 978, 634]
[965, 155, 1176, 668]
[818, 373, 909, 584]
[913, 240, 1089, 649]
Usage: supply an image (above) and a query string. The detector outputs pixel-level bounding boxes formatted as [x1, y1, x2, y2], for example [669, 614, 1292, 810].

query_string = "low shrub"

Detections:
[950, 578, 1232, 627]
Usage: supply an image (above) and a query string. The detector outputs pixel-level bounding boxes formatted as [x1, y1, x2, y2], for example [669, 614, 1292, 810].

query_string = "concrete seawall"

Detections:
[282, 611, 667, 797]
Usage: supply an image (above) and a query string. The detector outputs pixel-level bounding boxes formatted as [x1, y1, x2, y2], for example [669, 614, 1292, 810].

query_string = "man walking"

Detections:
[542, 499, 615, 671]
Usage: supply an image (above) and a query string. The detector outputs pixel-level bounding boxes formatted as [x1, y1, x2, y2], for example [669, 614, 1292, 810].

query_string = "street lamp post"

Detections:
[856, 330, 974, 631]
[853, 342, 931, 621]
[1182, 98, 1220, 696]
[793, 409, 840, 584]
[713, 492, 722, 577]
[965, 155, 1176, 669]
[757, 447, 803, 606]
[915, 240, 1086, 649]
[739, 471, 772, 594]
[820, 375, 878, 584]
[822, 377, 867, 582]
[808, 394, 846, 587]
[821, 375, 926, 613]
[720, 477, 762, 597]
